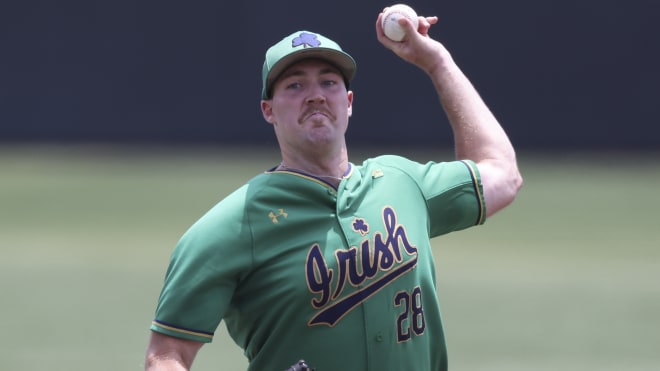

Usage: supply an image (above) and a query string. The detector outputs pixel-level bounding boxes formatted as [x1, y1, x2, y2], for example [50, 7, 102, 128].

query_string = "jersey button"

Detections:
[375, 332, 384, 342]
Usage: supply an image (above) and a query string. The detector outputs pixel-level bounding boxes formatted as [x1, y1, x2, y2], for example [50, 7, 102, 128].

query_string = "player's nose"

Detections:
[305, 84, 326, 104]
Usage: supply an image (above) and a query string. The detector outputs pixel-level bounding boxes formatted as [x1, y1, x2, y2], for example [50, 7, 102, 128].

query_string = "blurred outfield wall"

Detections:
[1, 0, 659, 150]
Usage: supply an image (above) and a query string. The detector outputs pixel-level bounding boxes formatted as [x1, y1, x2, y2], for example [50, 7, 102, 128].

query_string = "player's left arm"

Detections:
[145, 331, 204, 370]
[376, 10, 523, 217]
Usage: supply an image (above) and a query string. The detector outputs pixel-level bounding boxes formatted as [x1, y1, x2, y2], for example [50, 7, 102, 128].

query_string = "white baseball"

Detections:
[381, 4, 419, 42]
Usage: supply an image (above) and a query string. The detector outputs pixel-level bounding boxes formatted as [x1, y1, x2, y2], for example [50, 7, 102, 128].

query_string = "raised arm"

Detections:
[376, 9, 523, 217]
[145, 331, 204, 371]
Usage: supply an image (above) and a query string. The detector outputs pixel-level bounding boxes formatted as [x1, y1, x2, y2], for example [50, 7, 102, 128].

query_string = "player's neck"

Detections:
[277, 160, 348, 177]
[277, 149, 349, 185]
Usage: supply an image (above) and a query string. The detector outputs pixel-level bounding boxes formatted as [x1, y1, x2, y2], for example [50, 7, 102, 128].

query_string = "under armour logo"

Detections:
[292, 32, 321, 48]
[269, 209, 289, 224]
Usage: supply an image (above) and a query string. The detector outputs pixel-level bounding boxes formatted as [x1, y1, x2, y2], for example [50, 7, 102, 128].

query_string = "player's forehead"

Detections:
[277, 58, 343, 80]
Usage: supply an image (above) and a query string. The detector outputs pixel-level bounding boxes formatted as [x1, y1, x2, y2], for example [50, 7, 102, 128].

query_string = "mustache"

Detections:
[299, 107, 335, 123]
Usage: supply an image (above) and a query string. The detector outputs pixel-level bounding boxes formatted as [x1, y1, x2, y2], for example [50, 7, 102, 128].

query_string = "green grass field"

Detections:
[1, 145, 658, 370]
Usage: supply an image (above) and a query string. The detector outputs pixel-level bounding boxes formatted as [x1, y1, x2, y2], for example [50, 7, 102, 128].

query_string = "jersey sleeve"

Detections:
[424, 159, 486, 236]
[150, 185, 253, 343]
[376, 156, 486, 237]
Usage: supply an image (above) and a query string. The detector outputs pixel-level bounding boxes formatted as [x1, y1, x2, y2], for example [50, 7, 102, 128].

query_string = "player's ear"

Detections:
[261, 100, 275, 125]
[347, 90, 354, 118]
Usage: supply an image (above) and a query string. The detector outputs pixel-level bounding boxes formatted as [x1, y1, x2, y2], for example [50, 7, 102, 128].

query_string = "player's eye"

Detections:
[286, 82, 302, 90]
[322, 80, 338, 87]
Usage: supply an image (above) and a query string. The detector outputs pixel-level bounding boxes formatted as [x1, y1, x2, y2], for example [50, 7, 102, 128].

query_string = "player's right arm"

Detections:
[376, 11, 523, 217]
[145, 331, 204, 370]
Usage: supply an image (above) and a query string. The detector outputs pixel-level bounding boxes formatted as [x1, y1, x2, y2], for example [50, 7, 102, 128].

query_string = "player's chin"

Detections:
[305, 127, 342, 145]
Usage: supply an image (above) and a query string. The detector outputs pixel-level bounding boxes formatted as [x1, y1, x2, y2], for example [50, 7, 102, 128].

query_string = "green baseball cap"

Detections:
[261, 31, 356, 99]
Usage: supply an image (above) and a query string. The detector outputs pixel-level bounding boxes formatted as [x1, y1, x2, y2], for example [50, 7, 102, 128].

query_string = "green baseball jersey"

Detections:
[151, 155, 485, 371]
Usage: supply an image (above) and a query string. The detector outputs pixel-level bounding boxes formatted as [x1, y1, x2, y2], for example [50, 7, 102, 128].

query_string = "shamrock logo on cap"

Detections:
[292, 32, 321, 48]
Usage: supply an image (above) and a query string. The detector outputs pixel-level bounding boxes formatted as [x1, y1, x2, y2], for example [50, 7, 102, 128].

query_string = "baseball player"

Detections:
[145, 8, 522, 371]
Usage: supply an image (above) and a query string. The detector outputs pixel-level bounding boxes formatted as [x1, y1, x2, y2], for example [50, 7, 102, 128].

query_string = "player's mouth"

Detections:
[299, 108, 334, 123]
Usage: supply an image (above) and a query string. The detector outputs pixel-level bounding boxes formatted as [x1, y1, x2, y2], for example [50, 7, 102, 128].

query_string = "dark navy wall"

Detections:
[1, 0, 658, 149]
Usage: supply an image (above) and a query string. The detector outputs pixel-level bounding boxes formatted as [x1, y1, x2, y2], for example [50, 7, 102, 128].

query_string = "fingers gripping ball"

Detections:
[381, 4, 419, 42]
